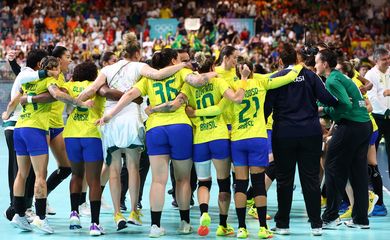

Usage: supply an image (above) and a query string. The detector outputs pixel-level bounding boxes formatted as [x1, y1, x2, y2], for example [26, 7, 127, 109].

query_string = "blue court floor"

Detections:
[0, 129, 389, 240]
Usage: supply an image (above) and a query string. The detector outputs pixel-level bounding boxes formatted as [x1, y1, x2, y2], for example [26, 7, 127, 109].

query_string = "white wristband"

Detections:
[27, 95, 33, 103]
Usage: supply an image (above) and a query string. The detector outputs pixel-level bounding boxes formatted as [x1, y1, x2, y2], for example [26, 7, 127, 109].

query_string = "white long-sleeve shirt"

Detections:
[366, 66, 390, 115]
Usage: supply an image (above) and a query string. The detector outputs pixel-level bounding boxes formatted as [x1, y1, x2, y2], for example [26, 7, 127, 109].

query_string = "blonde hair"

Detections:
[40, 56, 59, 70]
[122, 32, 140, 58]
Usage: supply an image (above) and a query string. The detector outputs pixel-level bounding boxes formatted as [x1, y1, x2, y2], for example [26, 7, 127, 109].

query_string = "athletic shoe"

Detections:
[10, 214, 32, 231]
[198, 212, 211, 236]
[372, 204, 388, 216]
[114, 212, 127, 231]
[101, 196, 112, 211]
[128, 210, 142, 226]
[312, 228, 323, 236]
[171, 198, 178, 208]
[246, 198, 255, 208]
[89, 223, 105, 236]
[79, 202, 91, 217]
[344, 219, 370, 229]
[368, 191, 379, 216]
[321, 197, 327, 208]
[340, 206, 352, 219]
[258, 226, 273, 239]
[177, 220, 193, 234]
[4, 206, 15, 221]
[31, 216, 54, 234]
[322, 218, 342, 229]
[46, 201, 56, 215]
[25, 208, 36, 223]
[216, 224, 234, 236]
[149, 224, 165, 238]
[200, 212, 211, 227]
[120, 202, 127, 212]
[237, 227, 249, 238]
[248, 205, 258, 219]
[271, 227, 290, 235]
[69, 211, 82, 230]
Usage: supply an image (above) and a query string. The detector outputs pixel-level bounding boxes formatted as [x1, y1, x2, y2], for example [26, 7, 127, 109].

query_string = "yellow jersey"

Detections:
[215, 66, 238, 124]
[134, 68, 193, 131]
[181, 77, 230, 144]
[352, 70, 378, 132]
[15, 77, 57, 131]
[49, 73, 66, 128]
[212, 65, 303, 141]
[63, 81, 106, 138]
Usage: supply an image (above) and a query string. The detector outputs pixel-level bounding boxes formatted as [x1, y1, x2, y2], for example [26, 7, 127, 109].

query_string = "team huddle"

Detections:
[1, 32, 389, 238]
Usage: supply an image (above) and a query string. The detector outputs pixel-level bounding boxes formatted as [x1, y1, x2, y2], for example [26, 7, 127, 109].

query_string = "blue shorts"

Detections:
[65, 138, 103, 163]
[49, 127, 64, 141]
[193, 139, 230, 162]
[231, 138, 269, 167]
[14, 127, 49, 156]
[370, 130, 379, 145]
[267, 130, 273, 154]
[146, 124, 193, 160]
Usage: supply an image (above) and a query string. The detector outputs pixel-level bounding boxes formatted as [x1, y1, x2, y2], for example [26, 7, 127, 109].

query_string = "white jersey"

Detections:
[99, 60, 147, 160]
[3, 67, 36, 130]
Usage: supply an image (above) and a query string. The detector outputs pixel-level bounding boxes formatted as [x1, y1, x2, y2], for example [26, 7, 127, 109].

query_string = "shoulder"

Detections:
[270, 69, 290, 78]
[364, 68, 377, 80]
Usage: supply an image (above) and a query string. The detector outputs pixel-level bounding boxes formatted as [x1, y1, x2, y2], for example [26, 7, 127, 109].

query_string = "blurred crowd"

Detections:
[1, 0, 390, 73]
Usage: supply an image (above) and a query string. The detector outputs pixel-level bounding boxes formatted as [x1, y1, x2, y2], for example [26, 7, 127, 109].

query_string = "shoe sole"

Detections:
[90, 230, 102, 236]
[10, 221, 33, 231]
[128, 220, 142, 226]
[31, 224, 54, 234]
[116, 221, 128, 231]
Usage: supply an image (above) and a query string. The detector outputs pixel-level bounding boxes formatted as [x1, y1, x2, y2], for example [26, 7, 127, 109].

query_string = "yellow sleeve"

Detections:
[216, 78, 230, 95]
[46, 76, 58, 88]
[180, 83, 191, 98]
[179, 68, 195, 83]
[195, 98, 230, 117]
[259, 64, 303, 90]
[253, 70, 277, 79]
[134, 77, 148, 96]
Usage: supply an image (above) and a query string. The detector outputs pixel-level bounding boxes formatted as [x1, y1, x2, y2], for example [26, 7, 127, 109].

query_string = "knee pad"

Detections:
[217, 177, 231, 194]
[265, 161, 276, 181]
[234, 179, 249, 194]
[198, 179, 212, 191]
[251, 172, 266, 197]
[58, 167, 72, 179]
[194, 160, 211, 180]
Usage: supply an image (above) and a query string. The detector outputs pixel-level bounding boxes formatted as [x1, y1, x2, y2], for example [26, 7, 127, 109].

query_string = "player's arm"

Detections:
[140, 62, 188, 80]
[184, 72, 218, 87]
[48, 84, 93, 108]
[97, 87, 142, 124]
[150, 93, 188, 113]
[2, 91, 22, 120]
[263, 64, 303, 90]
[78, 72, 106, 101]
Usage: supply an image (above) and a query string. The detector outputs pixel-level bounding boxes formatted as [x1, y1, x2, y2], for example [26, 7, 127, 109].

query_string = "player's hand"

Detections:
[82, 99, 94, 108]
[2, 111, 10, 120]
[95, 114, 112, 126]
[240, 64, 251, 79]
[20, 95, 27, 105]
[7, 50, 17, 62]
[47, 69, 60, 79]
